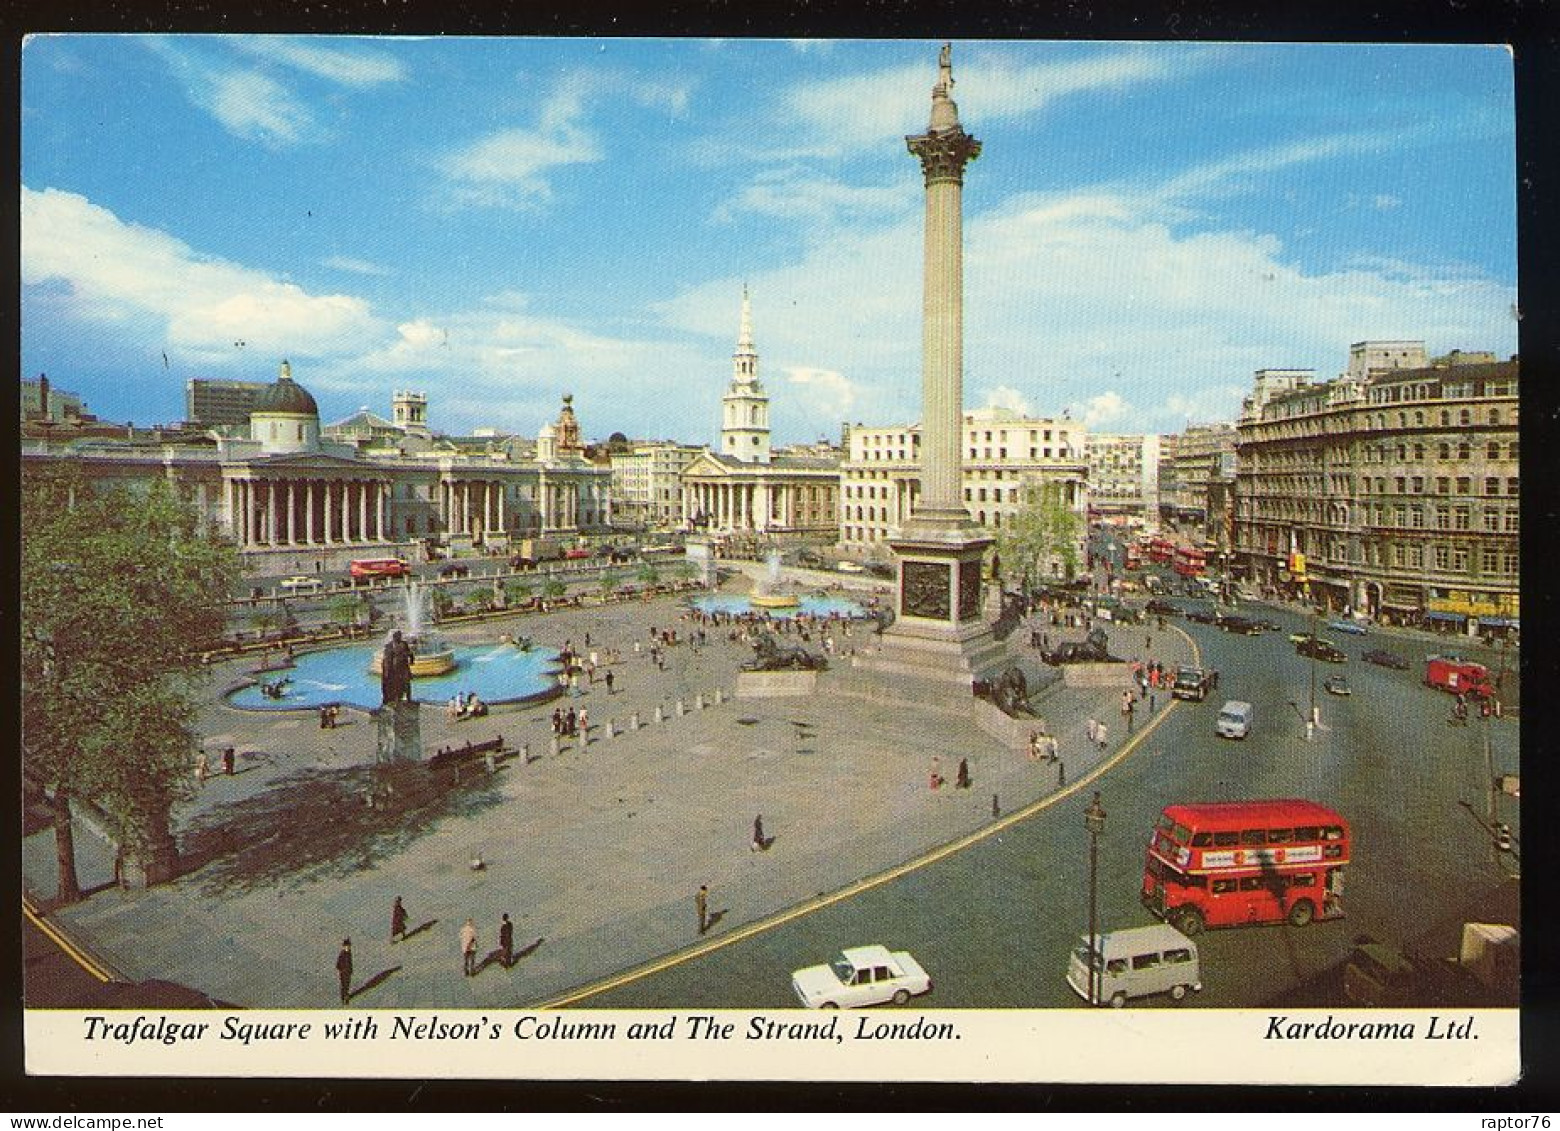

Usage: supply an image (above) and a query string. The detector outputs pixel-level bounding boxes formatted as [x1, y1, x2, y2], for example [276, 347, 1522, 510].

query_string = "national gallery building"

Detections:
[21, 363, 612, 574]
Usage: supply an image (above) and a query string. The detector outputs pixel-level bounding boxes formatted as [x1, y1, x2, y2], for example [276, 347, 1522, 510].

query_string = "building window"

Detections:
[1506, 477, 1520, 497]
[1483, 546, 1500, 574]
[1505, 552, 1519, 576]
[1414, 411, 1425, 426]
[1435, 477, 1449, 494]
[1505, 509, 1519, 532]
[1484, 510, 1501, 532]
[1439, 442, 1451, 459]
[1510, 441, 1519, 461]
[1435, 545, 1450, 570]
[1412, 477, 1425, 493]
[1489, 408, 1500, 425]
[1487, 441, 1500, 459]
[1460, 409, 1471, 426]
[1435, 508, 1450, 530]
[1413, 443, 1424, 460]
[1453, 547, 1469, 573]
[1454, 507, 1470, 531]
[1456, 477, 1470, 495]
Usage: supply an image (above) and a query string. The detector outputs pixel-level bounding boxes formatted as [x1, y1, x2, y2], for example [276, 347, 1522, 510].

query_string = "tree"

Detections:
[328, 593, 366, 634]
[542, 578, 567, 602]
[637, 563, 661, 587]
[22, 467, 238, 900]
[995, 482, 1083, 587]
[505, 579, 533, 607]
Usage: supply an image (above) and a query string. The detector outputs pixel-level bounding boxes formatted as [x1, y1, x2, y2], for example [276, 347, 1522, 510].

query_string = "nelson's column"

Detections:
[862, 43, 1011, 688]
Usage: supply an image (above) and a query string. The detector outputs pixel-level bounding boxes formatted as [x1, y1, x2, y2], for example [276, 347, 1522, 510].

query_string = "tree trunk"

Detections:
[50, 789, 82, 905]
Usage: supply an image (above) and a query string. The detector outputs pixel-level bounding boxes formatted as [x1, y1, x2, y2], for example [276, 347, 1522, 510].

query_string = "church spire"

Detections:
[732, 284, 759, 387]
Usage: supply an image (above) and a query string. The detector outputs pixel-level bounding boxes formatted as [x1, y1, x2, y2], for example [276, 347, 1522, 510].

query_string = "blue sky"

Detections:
[21, 36, 1517, 442]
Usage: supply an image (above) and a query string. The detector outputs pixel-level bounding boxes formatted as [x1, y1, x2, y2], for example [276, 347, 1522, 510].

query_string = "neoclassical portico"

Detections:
[679, 452, 838, 537]
[224, 463, 392, 549]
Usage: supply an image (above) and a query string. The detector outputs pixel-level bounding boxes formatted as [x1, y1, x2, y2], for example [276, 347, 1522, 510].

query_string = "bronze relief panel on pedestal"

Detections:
[901, 561, 951, 620]
[958, 560, 982, 620]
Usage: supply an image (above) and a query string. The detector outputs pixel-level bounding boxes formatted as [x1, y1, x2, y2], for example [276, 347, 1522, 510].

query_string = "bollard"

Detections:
[520, 742, 530, 764]
[629, 711, 641, 731]
[714, 688, 724, 705]
[675, 699, 685, 717]
[604, 719, 615, 739]
[694, 693, 705, 710]
[654, 705, 664, 724]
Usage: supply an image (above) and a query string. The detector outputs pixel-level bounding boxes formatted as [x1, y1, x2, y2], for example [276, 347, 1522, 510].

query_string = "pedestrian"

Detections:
[1150, 691, 1157, 713]
[336, 938, 353, 1004]
[223, 747, 236, 775]
[956, 756, 971, 789]
[391, 896, 408, 943]
[195, 750, 209, 785]
[499, 913, 514, 969]
[551, 707, 562, 735]
[1028, 731, 1041, 761]
[751, 814, 765, 852]
[1096, 721, 1108, 750]
[1086, 718, 1099, 746]
[460, 918, 478, 976]
[929, 756, 944, 791]
[605, 669, 615, 695]
[319, 705, 331, 730]
[578, 706, 589, 736]
[1057, 759, 1066, 787]
[696, 884, 709, 935]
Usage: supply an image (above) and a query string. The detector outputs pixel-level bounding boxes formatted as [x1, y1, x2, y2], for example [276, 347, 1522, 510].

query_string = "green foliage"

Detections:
[995, 482, 1083, 584]
[328, 594, 364, 628]
[637, 563, 660, 586]
[542, 579, 567, 601]
[428, 587, 454, 616]
[505, 579, 533, 605]
[599, 571, 622, 594]
[21, 466, 238, 891]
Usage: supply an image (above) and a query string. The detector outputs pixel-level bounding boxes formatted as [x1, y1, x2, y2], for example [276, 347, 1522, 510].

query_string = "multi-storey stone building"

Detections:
[1233, 348, 1519, 634]
[1084, 431, 1160, 526]
[1164, 422, 1238, 545]
[838, 406, 1088, 567]
[611, 442, 702, 530]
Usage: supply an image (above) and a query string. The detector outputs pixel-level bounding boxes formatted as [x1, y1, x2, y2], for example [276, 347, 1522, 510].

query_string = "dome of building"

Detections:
[255, 360, 319, 416]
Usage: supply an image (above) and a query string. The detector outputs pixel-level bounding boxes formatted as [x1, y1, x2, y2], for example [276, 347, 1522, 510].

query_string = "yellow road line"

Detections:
[23, 899, 117, 984]
[534, 624, 1201, 1009]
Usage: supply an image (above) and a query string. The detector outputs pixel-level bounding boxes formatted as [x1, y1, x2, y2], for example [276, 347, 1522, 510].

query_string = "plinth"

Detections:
[375, 700, 423, 764]
[857, 518, 1012, 689]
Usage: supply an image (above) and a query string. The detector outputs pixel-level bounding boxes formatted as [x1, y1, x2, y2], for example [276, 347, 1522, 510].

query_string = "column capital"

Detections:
[907, 129, 981, 186]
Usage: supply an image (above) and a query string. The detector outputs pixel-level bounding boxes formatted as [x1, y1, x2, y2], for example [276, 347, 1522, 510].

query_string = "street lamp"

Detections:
[1307, 604, 1318, 739]
[1084, 790, 1107, 1006]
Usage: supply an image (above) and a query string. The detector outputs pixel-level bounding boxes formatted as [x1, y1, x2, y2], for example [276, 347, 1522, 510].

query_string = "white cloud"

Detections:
[144, 38, 320, 146]
[227, 37, 407, 87]
[784, 367, 858, 421]
[321, 255, 391, 276]
[22, 186, 381, 363]
[437, 69, 691, 209]
[1079, 391, 1130, 427]
[982, 385, 1032, 416]
[714, 168, 910, 226]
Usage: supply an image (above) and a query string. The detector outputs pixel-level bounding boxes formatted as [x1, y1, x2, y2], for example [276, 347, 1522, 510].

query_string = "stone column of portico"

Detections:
[304, 480, 316, 544]
[284, 481, 295, 544]
[324, 480, 335, 545]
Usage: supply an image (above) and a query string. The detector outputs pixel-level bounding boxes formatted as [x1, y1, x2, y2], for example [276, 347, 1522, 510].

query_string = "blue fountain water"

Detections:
[691, 594, 868, 619]
[228, 642, 562, 711]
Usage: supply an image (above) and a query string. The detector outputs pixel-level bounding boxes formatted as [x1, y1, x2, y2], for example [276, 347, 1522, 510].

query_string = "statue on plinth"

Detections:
[380, 629, 416, 706]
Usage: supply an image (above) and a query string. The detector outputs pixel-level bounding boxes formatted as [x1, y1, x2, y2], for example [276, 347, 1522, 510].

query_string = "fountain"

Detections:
[750, 550, 801, 609]
[370, 582, 457, 678]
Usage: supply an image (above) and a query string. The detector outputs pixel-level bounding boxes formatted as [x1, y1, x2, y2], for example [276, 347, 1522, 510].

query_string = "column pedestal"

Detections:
[375, 700, 423, 764]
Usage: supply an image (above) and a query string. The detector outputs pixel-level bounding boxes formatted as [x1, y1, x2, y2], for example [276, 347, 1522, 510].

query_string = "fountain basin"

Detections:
[749, 591, 802, 609]
[692, 594, 868, 619]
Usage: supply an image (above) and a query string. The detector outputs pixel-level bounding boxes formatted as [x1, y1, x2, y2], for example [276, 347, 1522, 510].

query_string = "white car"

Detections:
[278, 575, 324, 593]
[791, 945, 932, 1009]
[835, 561, 866, 574]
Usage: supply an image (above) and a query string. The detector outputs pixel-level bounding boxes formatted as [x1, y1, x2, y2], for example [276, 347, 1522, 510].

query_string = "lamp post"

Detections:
[1307, 603, 1318, 739]
[1084, 790, 1107, 1005]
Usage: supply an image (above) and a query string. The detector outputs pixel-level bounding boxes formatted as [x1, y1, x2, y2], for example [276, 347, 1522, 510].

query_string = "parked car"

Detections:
[791, 945, 933, 1009]
[1067, 925, 1202, 1009]
[1363, 648, 1410, 670]
[1252, 617, 1283, 633]
[437, 562, 471, 578]
[1324, 675, 1352, 696]
[1328, 619, 1368, 636]
[1296, 637, 1347, 663]
[278, 575, 324, 594]
[835, 561, 866, 574]
[1184, 605, 1219, 625]
[1216, 614, 1263, 635]
[1144, 599, 1179, 617]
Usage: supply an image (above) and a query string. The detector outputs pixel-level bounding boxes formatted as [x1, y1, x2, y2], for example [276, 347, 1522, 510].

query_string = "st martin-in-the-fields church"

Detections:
[679, 288, 840, 540]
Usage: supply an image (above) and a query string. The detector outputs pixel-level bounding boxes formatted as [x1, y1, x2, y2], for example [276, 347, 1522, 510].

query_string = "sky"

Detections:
[21, 36, 1518, 443]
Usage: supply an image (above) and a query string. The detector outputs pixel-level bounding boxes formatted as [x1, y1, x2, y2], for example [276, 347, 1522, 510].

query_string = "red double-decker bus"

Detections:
[1145, 537, 1175, 565]
[1173, 544, 1207, 578]
[1142, 800, 1349, 935]
[349, 557, 410, 580]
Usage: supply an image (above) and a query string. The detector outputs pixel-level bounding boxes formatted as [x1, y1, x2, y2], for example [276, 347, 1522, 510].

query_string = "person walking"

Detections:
[751, 815, 765, 852]
[335, 939, 353, 1005]
[390, 896, 408, 943]
[1086, 717, 1099, 747]
[929, 756, 944, 791]
[696, 885, 710, 935]
[499, 913, 514, 969]
[956, 757, 971, 789]
[460, 918, 478, 976]
[605, 669, 615, 695]
[1096, 720, 1108, 750]
[195, 750, 209, 785]
[222, 747, 236, 775]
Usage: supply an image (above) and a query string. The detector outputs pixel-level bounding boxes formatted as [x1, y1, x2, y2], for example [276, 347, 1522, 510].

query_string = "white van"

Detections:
[1068, 924, 1202, 1008]
[1216, 700, 1253, 739]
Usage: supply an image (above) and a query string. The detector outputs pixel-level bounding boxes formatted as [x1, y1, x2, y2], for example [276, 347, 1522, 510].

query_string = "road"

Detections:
[580, 600, 1519, 1010]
